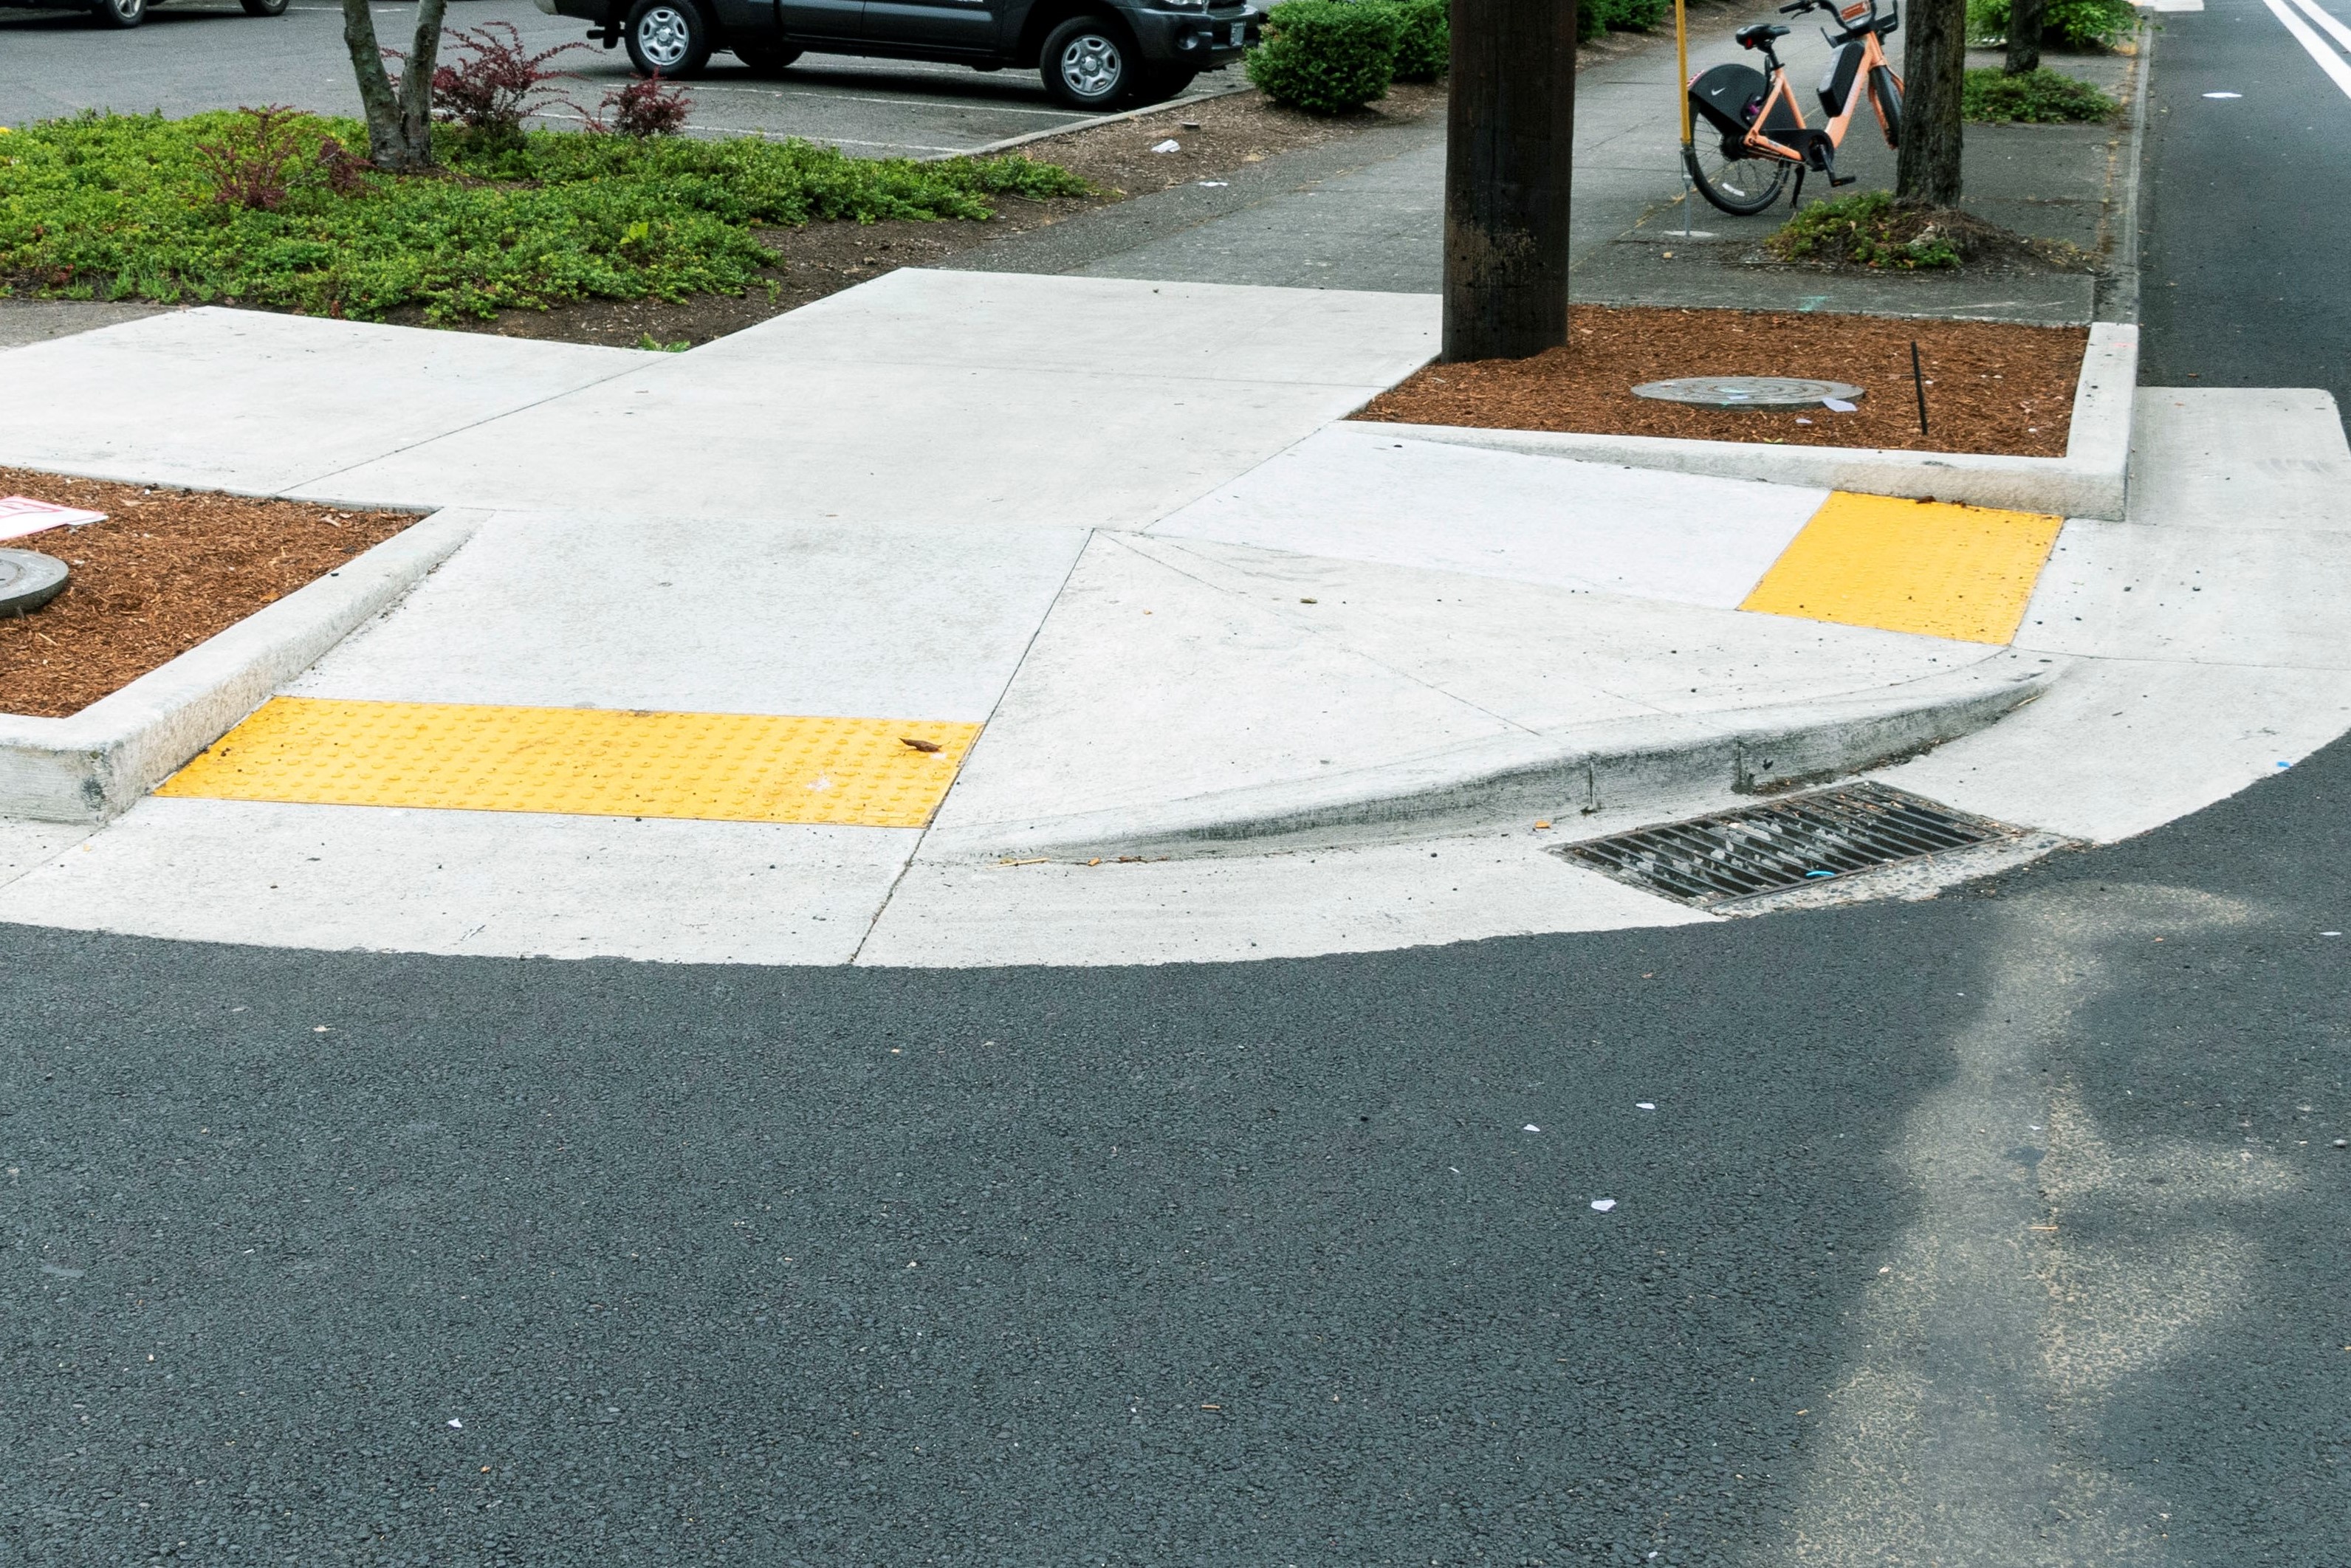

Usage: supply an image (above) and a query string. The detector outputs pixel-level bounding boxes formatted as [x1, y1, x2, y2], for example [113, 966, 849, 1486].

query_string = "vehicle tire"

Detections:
[625, 0, 713, 78]
[1684, 138, 1789, 217]
[1132, 65, 1195, 106]
[1869, 64, 1901, 148]
[1039, 16, 1138, 111]
[735, 41, 803, 75]
[240, 0, 289, 13]
[89, 0, 146, 28]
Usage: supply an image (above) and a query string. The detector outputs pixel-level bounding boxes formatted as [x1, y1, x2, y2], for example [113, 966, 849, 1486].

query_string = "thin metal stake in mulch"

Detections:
[1911, 340, 1929, 436]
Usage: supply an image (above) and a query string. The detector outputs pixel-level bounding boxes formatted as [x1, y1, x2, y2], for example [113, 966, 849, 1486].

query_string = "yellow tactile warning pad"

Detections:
[157, 698, 983, 827]
[1740, 492, 2066, 645]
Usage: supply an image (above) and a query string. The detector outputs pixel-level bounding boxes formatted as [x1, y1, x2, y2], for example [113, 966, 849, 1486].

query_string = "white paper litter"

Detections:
[1522, 1124, 1541, 1133]
[1198, 179, 1229, 187]
[1636, 1101, 1656, 1111]
[1590, 1198, 1616, 1212]
[1151, 138, 1181, 152]
[0, 495, 106, 540]
[1821, 396, 1858, 413]
[2203, 91, 2242, 98]
[447, 1418, 462, 1429]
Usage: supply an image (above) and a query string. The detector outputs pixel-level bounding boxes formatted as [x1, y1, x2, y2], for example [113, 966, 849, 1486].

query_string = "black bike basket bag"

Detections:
[1689, 63, 1770, 140]
[1817, 41, 1863, 117]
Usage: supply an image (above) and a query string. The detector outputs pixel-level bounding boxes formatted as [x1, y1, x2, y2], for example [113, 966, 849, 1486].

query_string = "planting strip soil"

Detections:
[1356, 308, 2090, 457]
[0, 470, 413, 719]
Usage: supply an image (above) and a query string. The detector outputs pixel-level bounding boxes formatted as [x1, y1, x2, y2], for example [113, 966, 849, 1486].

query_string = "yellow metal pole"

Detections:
[1675, 0, 1692, 146]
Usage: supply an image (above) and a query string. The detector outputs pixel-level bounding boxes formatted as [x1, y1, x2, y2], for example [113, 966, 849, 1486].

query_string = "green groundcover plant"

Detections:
[1961, 65, 2118, 121]
[0, 109, 1087, 323]
[1768, 190, 1963, 269]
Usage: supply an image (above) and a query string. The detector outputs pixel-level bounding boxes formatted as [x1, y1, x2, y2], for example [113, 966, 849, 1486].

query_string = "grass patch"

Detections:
[1962, 66, 2119, 123]
[0, 109, 1088, 323]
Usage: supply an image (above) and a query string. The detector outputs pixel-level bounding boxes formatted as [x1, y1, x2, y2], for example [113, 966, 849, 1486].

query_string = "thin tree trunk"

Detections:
[1440, 0, 1577, 362]
[2005, 0, 2045, 73]
[339, 0, 451, 171]
[1895, 0, 1966, 205]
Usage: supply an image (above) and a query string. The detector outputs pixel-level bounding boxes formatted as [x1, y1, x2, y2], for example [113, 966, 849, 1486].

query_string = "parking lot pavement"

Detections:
[0, 0, 1234, 154]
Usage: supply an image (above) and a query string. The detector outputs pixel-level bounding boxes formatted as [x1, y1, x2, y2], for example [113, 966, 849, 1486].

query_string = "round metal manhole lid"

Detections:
[1630, 376, 1867, 408]
[0, 549, 70, 616]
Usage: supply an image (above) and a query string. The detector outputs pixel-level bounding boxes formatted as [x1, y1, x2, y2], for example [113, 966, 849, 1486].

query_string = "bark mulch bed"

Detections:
[1356, 307, 2089, 456]
[0, 470, 414, 718]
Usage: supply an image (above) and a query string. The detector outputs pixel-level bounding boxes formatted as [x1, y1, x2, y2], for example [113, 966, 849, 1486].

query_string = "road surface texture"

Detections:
[4, 7, 2351, 1565]
[0, 0, 1232, 154]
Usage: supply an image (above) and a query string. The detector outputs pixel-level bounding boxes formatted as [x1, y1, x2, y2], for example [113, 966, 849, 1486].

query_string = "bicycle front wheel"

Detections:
[1684, 140, 1791, 217]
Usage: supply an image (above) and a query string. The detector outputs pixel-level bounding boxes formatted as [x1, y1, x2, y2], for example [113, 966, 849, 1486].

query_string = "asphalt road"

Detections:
[5, 14, 2351, 1567]
[2138, 0, 2351, 419]
[0, 0, 1233, 154]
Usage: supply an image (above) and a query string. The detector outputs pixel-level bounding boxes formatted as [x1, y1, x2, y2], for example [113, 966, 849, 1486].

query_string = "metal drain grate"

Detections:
[1559, 782, 2018, 907]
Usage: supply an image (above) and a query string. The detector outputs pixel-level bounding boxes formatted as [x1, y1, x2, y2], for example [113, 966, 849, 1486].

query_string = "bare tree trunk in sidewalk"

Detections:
[1439, 0, 1576, 362]
[340, 0, 451, 171]
[1896, 0, 1966, 205]
[2005, 0, 2045, 73]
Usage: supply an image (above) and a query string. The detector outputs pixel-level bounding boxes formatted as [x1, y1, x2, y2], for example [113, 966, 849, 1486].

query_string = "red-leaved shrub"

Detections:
[596, 74, 693, 137]
[428, 22, 586, 143]
[193, 105, 307, 212]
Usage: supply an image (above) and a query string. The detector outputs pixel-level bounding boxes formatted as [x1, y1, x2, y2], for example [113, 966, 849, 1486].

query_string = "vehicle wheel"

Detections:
[1133, 65, 1195, 106]
[735, 41, 803, 75]
[625, 0, 713, 78]
[1684, 139, 1789, 217]
[1040, 16, 1137, 111]
[240, 0, 289, 14]
[89, 0, 146, 28]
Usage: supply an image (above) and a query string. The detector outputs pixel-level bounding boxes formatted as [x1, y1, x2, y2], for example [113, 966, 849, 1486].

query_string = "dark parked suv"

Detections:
[534, 0, 1261, 111]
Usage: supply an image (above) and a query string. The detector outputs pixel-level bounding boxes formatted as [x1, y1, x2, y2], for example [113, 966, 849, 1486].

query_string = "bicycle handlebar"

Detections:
[1777, 0, 1817, 13]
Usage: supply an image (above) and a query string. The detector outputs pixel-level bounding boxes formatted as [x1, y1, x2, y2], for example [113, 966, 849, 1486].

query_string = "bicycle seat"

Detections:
[1734, 22, 1791, 47]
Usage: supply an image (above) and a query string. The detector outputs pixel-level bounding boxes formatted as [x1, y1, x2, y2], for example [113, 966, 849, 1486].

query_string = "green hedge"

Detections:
[1247, 0, 1403, 113]
[1966, 0, 2139, 48]
[1579, 0, 1669, 44]
[0, 109, 1086, 322]
[1388, 0, 1450, 80]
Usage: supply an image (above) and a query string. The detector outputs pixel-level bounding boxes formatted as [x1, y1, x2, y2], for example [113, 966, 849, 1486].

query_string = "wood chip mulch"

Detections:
[1356, 307, 2090, 457]
[0, 470, 416, 719]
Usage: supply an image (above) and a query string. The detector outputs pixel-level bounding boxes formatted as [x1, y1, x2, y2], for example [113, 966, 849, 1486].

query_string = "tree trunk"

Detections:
[1895, 0, 1966, 206]
[340, 0, 451, 171]
[2005, 0, 2045, 73]
[1440, 0, 1576, 362]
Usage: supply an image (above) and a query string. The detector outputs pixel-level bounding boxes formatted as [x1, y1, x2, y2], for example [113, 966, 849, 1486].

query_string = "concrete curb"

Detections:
[0, 508, 487, 823]
[929, 653, 2066, 862]
[2099, 23, 2155, 325]
[1357, 322, 2138, 520]
[947, 79, 1255, 160]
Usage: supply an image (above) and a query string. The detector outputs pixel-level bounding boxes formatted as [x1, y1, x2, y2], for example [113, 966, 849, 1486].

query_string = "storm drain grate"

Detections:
[1559, 782, 2019, 907]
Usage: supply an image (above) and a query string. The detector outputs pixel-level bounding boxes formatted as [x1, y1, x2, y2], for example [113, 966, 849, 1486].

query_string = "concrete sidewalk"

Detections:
[0, 274, 2341, 966]
[955, 24, 2135, 325]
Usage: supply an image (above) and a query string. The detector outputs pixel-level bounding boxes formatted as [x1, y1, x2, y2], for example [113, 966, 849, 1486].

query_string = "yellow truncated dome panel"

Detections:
[158, 698, 982, 827]
[1741, 492, 2066, 646]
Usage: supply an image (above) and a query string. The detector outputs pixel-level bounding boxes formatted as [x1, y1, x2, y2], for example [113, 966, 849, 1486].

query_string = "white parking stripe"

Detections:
[2290, 0, 2351, 53]
[2266, 0, 2351, 101]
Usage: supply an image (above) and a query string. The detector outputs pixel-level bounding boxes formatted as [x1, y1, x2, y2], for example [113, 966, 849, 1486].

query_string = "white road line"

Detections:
[2290, 0, 2351, 54]
[2266, 0, 2351, 100]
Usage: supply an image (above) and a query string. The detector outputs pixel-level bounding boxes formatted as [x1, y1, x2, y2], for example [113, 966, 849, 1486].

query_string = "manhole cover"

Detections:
[1630, 376, 1867, 409]
[0, 549, 68, 617]
[1557, 782, 2018, 907]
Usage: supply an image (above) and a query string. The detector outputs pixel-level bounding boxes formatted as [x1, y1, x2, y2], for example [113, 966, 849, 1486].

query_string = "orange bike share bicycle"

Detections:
[1684, 0, 1904, 215]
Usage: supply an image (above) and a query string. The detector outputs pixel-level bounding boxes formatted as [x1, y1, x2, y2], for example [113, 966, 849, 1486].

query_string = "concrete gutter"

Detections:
[1361, 322, 2138, 520]
[0, 508, 485, 822]
[928, 653, 2067, 862]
